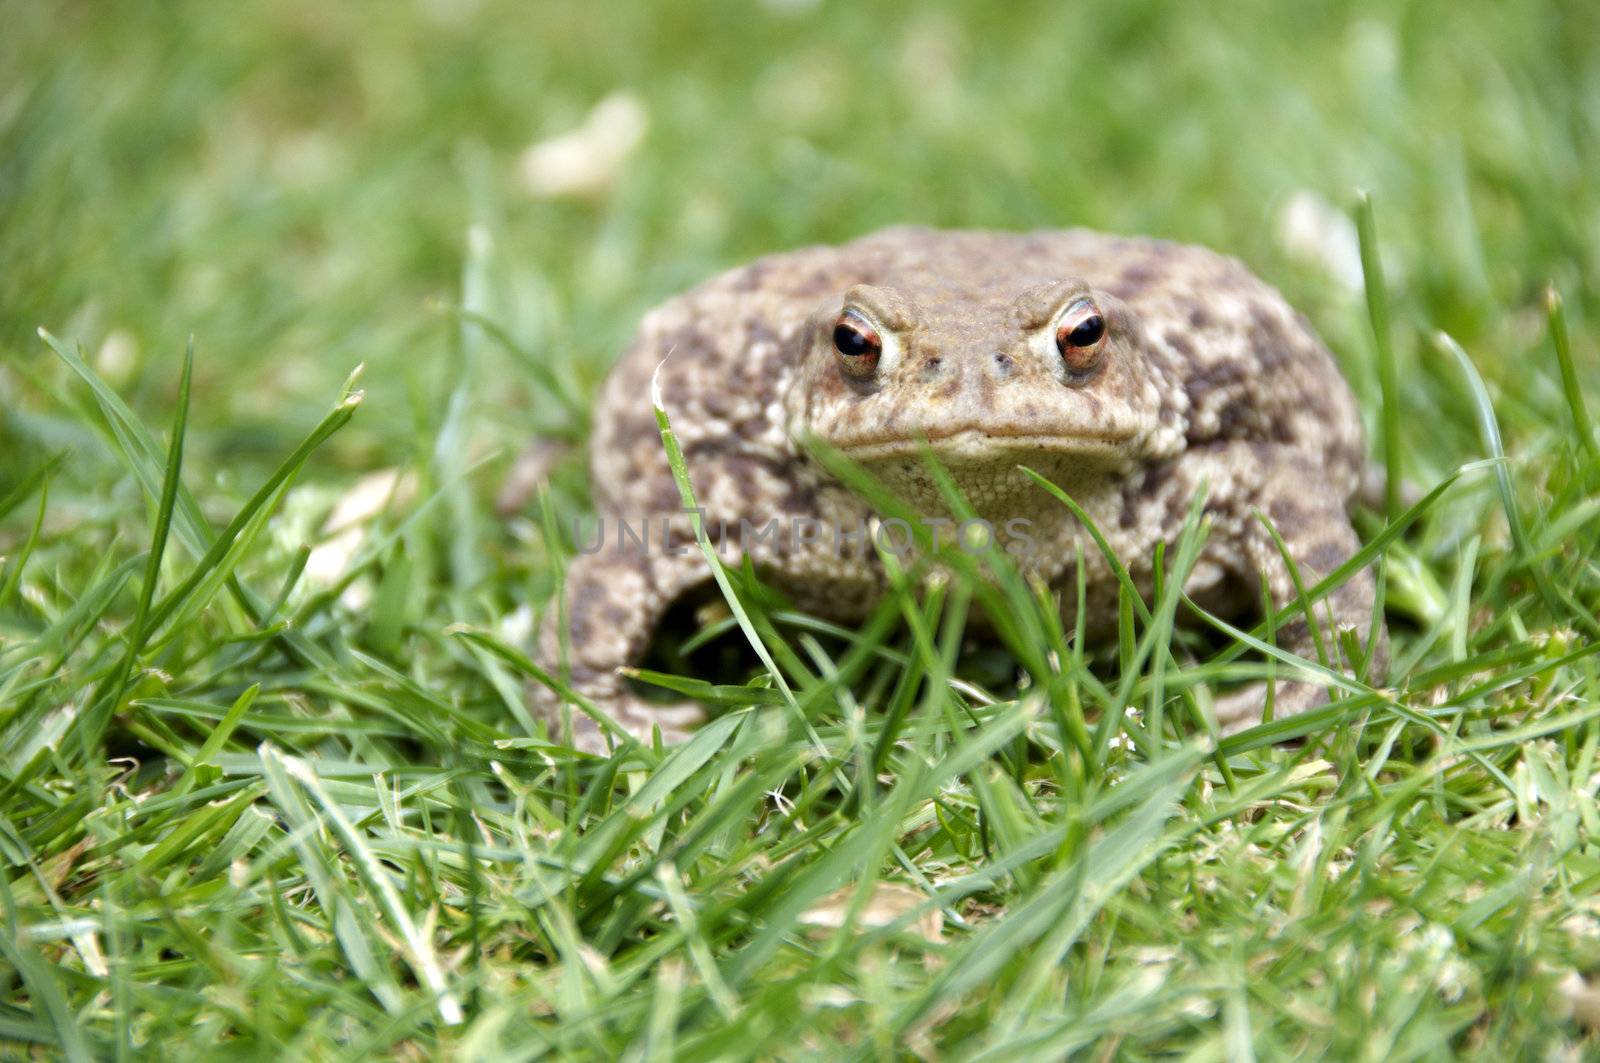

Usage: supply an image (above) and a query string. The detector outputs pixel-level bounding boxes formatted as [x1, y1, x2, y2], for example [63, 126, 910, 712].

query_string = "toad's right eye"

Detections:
[832, 309, 882, 376]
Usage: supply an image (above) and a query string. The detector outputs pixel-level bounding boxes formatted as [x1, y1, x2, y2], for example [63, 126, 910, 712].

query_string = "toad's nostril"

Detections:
[918, 356, 943, 381]
[989, 351, 1015, 379]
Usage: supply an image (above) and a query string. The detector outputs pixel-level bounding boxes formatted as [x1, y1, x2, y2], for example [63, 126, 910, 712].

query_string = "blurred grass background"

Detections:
[6, 0, 1600, 1057]
[6, 0, 1598, 494]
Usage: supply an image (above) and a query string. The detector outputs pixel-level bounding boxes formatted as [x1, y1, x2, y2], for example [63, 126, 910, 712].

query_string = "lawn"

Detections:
[4, 0, 1600, 1057]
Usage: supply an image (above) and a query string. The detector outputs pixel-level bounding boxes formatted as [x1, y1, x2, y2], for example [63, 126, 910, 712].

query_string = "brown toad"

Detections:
[533, 226, 1385, 751]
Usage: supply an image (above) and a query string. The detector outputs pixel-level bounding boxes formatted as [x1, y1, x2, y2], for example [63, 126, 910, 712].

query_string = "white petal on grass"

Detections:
[94, 329, 140, 388]
[303, 467, 415, 589]
[304, 526, 365, 587]
[498, 602, 534, 646]
[519, 93, 648, 199]
[798, 882, 944, 943]
[17, 919, 109, 979]
[1276, 190, 1364, 293]
[73, 929, 108, 979]
[1561, 970, 1600, 1030]
[338, 576, 373, 611]
[323, 468, 415, 534]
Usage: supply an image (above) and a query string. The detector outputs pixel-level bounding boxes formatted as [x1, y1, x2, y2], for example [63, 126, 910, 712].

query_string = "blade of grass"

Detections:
[281, 752, 465, 1026]
[257, 743, 406, 1017]
[1546, 286, 1599, 463]
[890, 750, 1197, 1038]
[0, 872, 94, 1062]
[1356, 191, 1403, 520]
[0, 472, 51, 614]
[167, 683, 259, 799]
[95, 337, 194, 741]
[1436, 331, 1590, 637]
[650, 359, 805, 734]
[0, 452, 65, 523]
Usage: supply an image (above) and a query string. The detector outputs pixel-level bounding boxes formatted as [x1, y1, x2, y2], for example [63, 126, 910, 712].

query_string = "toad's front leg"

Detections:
[531, 548, 712, 754]
[1187, 443, 1389, 733]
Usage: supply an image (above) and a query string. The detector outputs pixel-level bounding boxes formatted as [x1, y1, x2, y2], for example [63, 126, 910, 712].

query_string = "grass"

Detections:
[4, 0, 1600, 1056]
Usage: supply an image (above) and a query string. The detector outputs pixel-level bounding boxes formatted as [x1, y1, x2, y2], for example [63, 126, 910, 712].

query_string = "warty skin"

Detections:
[531, 227, 1385, 751]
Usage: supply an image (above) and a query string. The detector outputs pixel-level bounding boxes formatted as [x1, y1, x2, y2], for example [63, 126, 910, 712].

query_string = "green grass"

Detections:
[4, 0, 1600, 1056]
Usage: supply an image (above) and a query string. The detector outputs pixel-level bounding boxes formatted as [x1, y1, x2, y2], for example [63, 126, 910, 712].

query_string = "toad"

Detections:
[532, 227, 1385, 750]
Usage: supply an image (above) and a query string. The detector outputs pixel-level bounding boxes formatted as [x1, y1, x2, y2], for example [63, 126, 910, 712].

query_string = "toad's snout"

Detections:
[913, 349, 1025, 386]
[915, 346, 1044, 417]
[898, 345, 1063, 444]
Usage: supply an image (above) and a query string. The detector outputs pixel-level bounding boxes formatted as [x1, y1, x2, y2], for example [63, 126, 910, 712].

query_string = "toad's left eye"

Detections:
[833, 309, 883, 377]
[1054, 299, 1107, 371]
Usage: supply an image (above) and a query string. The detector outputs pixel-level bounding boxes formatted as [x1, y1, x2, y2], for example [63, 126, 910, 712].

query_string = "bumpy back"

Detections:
[1041, 229, 1366, 499]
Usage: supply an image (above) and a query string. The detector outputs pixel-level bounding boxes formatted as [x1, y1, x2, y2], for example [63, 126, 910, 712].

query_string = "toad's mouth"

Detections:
[834, 425, 1135, 463]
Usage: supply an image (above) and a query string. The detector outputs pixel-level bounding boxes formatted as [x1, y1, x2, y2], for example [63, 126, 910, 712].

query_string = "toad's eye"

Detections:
[833, 309, 882, 376]
[1054, 299, 1106, 372]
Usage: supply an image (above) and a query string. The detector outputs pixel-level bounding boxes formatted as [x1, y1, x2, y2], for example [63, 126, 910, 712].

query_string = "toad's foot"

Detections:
[529, 548, 712, 754]
[529, 671, 706, 754]
[1211, 674, 1332, 737]
[1187, 442, 1388, 737]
